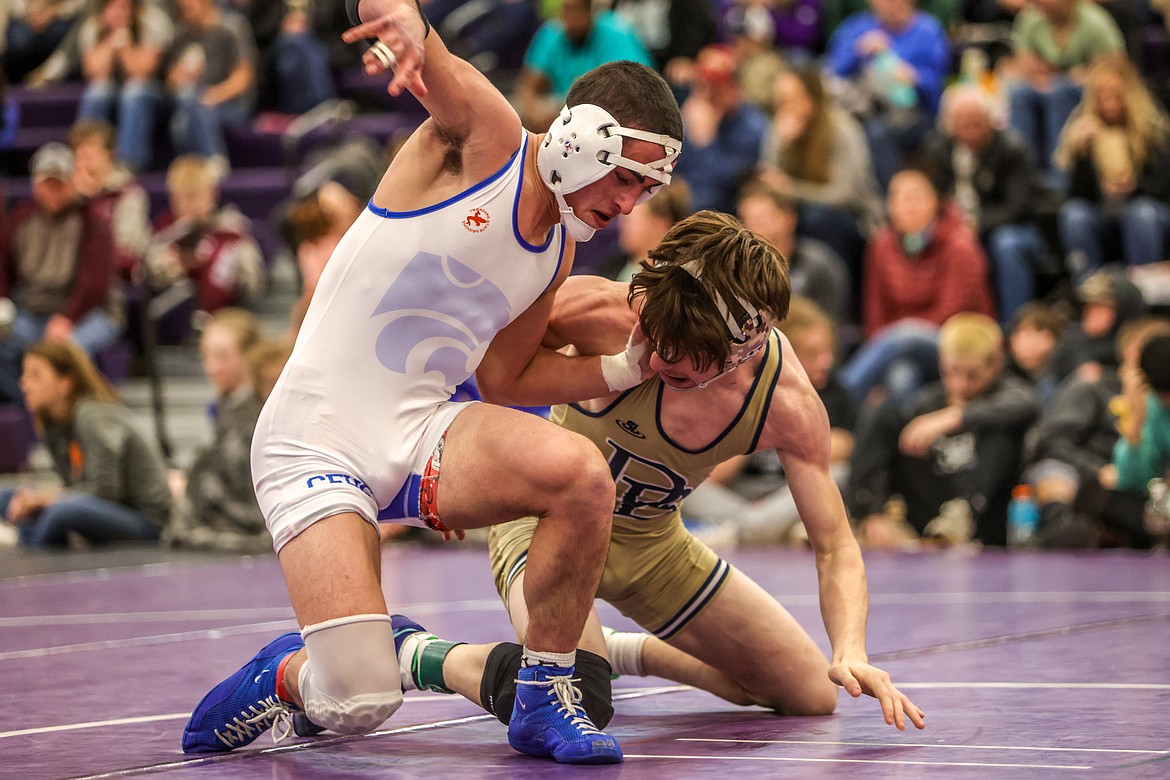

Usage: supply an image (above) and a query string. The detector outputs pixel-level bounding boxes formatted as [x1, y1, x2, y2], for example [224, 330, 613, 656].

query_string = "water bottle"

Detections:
[871, 50, 918, 109]
[1007, 484, 1039, 547]
[1144, 478, 1170, 538]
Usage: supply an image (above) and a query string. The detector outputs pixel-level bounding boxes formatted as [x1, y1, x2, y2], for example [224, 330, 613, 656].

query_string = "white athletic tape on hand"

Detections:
[600, 330, 647, 392]
[370, 41, 397, 70]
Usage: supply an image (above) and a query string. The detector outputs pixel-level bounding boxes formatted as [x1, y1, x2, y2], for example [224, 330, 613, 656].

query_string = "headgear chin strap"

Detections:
[673, 259, 772, 390]
[538, 104, 681, 242]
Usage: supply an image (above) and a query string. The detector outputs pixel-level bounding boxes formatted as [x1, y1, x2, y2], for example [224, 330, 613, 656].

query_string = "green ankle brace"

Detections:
[413, 640, 463, 694]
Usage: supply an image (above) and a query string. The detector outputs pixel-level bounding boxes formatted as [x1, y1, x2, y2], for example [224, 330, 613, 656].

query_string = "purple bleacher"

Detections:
[334, 69, 428, 116]
[7, 84, 85, 128]
[94, 339, 134, 384]
[225, 124, 289, 169]
[0, 403, 36, 474]
[1144, 27, 1170, 79]
[343, 112, 423, 147]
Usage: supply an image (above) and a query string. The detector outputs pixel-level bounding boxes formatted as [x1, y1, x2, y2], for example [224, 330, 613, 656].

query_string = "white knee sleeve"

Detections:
[299, 614, 403, 735]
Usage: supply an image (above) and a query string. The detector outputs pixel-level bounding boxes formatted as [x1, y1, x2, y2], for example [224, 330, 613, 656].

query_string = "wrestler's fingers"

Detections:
[342, 18, 392, 44]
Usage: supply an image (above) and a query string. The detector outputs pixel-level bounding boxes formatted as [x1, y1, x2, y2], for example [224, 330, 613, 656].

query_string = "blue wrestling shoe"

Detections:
[182, 632, 303, 753]
[508, 664, 624, 764]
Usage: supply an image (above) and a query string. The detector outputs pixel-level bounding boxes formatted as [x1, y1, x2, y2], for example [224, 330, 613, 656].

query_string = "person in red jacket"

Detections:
[0, 143, 121, 404]
[142, 154, 265, 313]
[840, 167, 995, 408]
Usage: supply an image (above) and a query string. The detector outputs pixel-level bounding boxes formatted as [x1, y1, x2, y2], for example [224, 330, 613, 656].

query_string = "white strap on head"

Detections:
[538, 103, 682, 242]
[678, 259, 764, 342]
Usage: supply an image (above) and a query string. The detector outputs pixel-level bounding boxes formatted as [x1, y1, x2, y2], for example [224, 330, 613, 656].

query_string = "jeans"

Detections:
[840, 320, 940, 408]
[1007, 79, 1082, 176]
[1059, 196, 1170, 281]
[272, 32, 336, 114]
[863, 113, 933, 193]
[78, 79, 162, 171]
[986, 223, 1049, 325]
[0, 488, 159, 548]
[798, 202, 866, 291]
[170, 87, 252, 158]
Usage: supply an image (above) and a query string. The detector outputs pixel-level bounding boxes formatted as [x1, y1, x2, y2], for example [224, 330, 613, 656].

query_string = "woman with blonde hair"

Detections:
[1055, 54, 1170, 279]
[0, 341, 171, 548]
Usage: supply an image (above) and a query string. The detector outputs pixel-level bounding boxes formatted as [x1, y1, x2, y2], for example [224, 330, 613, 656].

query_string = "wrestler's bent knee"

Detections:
[299, 614, 403, 734]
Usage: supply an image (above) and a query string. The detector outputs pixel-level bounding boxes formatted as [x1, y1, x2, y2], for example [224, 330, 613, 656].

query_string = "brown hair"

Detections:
[24, 341, 119, 431]
[1009, 302, 1067, 341]
[247, 338, 293, 389]
[566, 61, 684, 142]
[1115, 316, 1170, 365]
[630, 210, 790, 371]
[68, 119, 116, 152]
[644, 179, 693, 225]
[776, 67, 833, 184]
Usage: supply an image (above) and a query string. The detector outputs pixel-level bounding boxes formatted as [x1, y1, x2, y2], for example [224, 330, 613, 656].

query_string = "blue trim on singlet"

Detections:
[651, 558, 731, 640]
[378, 473, 422, 522]
[654, 336, 776, 455]
[744, 330, 784, 454]
[365, 144, 522, 219]
[512, 137, 557, 254]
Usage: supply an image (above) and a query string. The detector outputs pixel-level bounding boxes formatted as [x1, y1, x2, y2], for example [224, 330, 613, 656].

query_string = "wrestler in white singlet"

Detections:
[253, 132, 565, 551]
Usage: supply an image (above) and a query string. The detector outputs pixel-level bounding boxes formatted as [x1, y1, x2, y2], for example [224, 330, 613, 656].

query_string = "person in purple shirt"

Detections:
[826, 0, 950, 190]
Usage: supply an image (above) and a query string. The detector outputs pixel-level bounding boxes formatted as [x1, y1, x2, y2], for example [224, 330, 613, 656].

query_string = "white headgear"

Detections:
[674, 259, 773, 389]
[538, 103, 681, 242]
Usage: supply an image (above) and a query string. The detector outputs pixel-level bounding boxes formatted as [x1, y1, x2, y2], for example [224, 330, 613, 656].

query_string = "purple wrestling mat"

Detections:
[2, 546, 1168, 779]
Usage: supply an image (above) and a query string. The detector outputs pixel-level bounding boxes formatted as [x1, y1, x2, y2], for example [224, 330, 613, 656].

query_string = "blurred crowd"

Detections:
[1, 0, 1169, 553]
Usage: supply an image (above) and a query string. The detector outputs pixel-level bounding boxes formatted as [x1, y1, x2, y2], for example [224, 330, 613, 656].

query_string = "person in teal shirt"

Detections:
[514, 0, 653, 130]
[1113, 335, 1170, 494]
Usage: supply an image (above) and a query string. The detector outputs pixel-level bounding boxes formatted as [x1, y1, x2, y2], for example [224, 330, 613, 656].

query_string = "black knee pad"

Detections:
[480, 644, 614, 728]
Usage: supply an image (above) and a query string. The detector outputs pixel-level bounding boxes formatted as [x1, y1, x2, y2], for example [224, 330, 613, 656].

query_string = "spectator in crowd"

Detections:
[1054, 55, 1170, 281]
[1006, 0, 1124, 184]
[761, 66, 883, 274]
[846, 312, 1041, 547]
[0, 143, 121, 406]
[925, 84, 1053, 325]
[673, 44, 769, 214]
[226, 0, 336, 115]
[1, 0, 81, 85]
[824, 0, 961, 39]
[73, 0, 173, 171]
[1004, 301, 1065, 401]
[1111, 333, 1170, 497]
[68, 119, 152, 281]
[143, 155, 265, 315]
[165, 0, 258, 165]
[0, 340, 170, 549]
[514, 0, 653, 131]
[285, 179, 364, 334]
[826, 0, 951, 191]
[840, 168, 995, 407]
[683, 296, 859, 545]
[737, 182, 852, 323]
[249, 336, 292, 403]
[1048, 267, 1145, 383]
[163, 309, 276, 552]
[722, 0, 787, 113]
[598, 180, 692, 283]
[0, 66, 20, 151]
[612, 0, 716, 78]
[1025, 317, 1170, 548]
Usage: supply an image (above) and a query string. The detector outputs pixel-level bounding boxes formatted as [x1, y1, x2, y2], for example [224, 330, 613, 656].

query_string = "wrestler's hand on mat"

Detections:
[829, 659, 926, 730]
[342, 2, 428, 98]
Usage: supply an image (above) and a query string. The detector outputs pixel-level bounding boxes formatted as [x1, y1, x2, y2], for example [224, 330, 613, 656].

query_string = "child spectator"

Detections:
[1005, 301, 1065, 401]
[1048, 268, 1145, 383]
[163, 309, 279, 552]
[143, 155, 265, 315]
[1112, 334, 1170, 495]
[846, 312, 1040, 546]
[0, 340, 170, 548]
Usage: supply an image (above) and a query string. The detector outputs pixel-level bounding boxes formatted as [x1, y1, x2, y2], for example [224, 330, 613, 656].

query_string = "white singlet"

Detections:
[253, 132, 566, 552]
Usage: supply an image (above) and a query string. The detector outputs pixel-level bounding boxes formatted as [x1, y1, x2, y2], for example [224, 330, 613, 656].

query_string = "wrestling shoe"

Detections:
[508, 664, 623, 764]
[181, 632, 303, 753]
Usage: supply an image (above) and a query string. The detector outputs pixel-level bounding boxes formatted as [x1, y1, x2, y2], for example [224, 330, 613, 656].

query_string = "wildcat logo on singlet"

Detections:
[372, 251, 512, 386]
[604, 438, 692, 520]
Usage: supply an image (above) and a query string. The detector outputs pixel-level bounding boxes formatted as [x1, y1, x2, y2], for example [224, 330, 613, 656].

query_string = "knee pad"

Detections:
[298, 614, 403, 735]
[480, 644, 614, 729]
